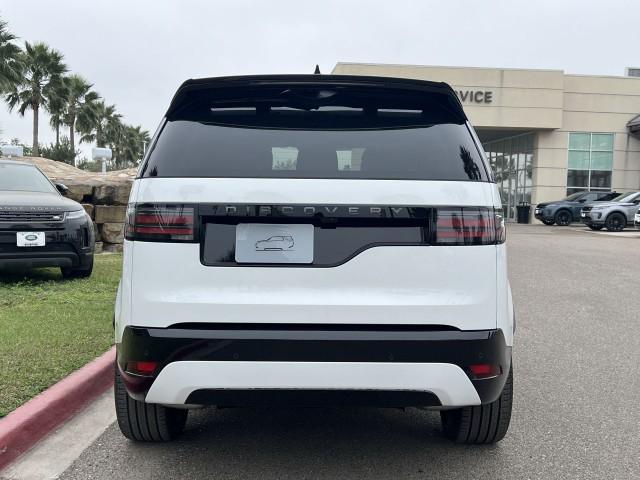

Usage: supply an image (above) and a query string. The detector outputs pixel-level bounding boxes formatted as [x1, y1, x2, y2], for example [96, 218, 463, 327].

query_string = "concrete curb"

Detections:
[0, 346, 115, 472]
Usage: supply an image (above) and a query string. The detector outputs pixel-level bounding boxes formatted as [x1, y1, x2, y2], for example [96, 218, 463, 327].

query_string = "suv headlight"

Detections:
[66, 209, 88, 220]
[590, 206, 603, 211]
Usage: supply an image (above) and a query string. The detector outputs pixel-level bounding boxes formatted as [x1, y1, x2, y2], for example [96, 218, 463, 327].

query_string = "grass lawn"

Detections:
[0, 254, 121, 417]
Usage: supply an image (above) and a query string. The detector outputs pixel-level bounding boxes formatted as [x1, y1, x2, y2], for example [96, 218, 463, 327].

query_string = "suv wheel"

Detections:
[541, 219, 555, 226]
[114, 366, 188, 442]
[587, 224, 604, 231]
[605, 213, 626, 232]
[61, 257, 94, 279]
[440, 366, 513, 444]
[554, 210, 572, 226]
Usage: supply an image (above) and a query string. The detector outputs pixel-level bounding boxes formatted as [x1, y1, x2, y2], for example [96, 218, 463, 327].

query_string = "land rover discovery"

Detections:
[114, 75, 515, 444]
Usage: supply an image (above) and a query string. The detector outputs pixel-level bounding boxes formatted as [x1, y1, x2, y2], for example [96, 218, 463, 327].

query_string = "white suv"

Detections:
[114, 74, 514, 444]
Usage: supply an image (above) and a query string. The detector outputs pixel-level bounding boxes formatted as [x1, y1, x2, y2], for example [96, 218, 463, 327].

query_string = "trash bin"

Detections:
[516, 203, 531, 224]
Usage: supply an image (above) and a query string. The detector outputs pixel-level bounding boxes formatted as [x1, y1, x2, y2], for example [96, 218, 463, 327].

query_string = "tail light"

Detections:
[125, 204, 196, 242]
[435, 207, 505, 245]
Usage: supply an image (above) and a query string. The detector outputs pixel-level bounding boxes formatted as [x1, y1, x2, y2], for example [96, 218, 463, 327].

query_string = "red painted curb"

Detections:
[0, 346, 116, 471]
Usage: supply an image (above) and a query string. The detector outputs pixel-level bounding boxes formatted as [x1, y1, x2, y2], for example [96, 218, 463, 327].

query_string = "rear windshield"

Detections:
[142, 117, 489, 182]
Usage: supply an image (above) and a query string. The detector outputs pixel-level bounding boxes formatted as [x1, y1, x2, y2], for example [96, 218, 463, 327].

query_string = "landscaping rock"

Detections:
[94, 242, 103, 254]
[64, 183, 94, 202]
[102, 243, 123, 253]
[100, 223, 124, 244]
[93, 184, 132, 206]
[82, 203, 94, 219]
[95, 205, 127, 224]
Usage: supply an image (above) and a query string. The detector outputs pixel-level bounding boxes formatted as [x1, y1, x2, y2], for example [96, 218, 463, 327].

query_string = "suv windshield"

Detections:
[142, 118, 489, 182]
[0, 163, 57, 193]
[611, 192, 638, 203]
[563, 192, 584, 201]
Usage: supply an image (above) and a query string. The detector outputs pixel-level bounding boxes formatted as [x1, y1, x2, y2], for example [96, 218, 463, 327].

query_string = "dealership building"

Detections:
[332, 63, 640, 221]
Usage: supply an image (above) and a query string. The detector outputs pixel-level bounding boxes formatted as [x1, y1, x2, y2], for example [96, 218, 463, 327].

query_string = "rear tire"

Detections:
[587, 224, 604, 231]
[554, 210, 572, 226]
[114, 366, 187, 442]
[61, 256, 93, 279]
[541, 219, 555, 226]
[605, 212, 626, 232]
[440, 366, 513, 444]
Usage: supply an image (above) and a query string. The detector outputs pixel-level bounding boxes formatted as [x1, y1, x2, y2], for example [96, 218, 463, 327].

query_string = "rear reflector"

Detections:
[468, 363, 502, 379]
[125, 204, 195, 242]
[126, 361, 158, 376]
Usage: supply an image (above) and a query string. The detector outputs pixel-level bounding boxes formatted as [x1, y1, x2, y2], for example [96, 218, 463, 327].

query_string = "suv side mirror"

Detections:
[578, 198, 586, 203]
[55, 183, 69, 195]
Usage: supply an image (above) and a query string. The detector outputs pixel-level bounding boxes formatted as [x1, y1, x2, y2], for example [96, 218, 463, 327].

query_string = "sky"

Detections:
[1, 0, 639, 159]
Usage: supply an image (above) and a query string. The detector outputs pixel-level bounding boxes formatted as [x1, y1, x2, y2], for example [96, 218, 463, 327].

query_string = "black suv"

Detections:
[0, 160, 95, 277]
[534, 191, 619, 226]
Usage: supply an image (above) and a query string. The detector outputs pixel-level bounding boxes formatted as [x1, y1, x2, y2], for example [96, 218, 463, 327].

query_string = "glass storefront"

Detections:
[482, 133, 534, 222]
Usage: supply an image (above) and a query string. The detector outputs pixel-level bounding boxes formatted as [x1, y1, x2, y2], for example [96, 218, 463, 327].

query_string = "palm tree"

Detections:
[121, 125, 150, 166]
[5, 42, 66, 156]
[0, 18, 22, 93]
[105, 116, 126, 167]
[46, 79, 68, 147]
[106, 122, 149, 168]
[63, 74, 99, 160]
[79, 100, 121, 147]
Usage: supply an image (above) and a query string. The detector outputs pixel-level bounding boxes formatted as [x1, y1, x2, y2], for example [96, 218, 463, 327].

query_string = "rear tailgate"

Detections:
[127, 178, 499, 331]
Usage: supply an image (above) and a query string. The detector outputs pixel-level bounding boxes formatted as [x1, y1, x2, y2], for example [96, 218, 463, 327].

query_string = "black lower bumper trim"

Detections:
[186, 389, 442, 408]
[117, 324, 512, 405]
[0, 247, 92, 270]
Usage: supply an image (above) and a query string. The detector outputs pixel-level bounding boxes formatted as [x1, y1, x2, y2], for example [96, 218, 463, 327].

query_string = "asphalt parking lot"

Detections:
[49, 225, 640, 479]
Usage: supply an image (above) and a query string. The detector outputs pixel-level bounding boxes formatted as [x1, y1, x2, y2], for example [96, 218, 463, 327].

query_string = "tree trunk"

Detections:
[55, 122, 60, 147]
[69, 116, 76, 166]
[32, 103, 39, 156]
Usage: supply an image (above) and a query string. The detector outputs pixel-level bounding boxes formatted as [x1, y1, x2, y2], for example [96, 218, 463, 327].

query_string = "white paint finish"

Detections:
[145, 361, 481, 407]
[114, 240, 133, 344]
[133, 178, 496, 207]
[2, 388, 115, 480]
[496, 243, 514, 347]
[127, 243, 498, 332]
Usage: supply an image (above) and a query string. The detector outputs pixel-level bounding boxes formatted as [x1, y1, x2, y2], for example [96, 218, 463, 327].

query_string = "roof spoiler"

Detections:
[165, 74, 467, 124]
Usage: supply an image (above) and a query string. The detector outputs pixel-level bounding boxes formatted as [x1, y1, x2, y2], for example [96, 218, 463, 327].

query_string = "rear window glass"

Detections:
[142, 119, 488, 181]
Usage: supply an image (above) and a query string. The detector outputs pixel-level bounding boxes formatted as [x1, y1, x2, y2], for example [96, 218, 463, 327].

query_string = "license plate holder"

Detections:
[235, 224, 314, 264]
[16, 232, 46, 247]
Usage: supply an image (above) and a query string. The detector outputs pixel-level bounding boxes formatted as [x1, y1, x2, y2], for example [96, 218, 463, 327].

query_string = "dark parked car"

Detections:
[534, 191, 619, 226]
[0, 160, 95, 277]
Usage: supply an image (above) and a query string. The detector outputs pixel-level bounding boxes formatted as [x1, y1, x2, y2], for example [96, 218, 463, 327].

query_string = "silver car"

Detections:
[580, 191, 640, 231]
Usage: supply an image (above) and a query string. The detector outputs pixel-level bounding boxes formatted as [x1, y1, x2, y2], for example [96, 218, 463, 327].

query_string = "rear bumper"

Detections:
[117, 325, 511, 408]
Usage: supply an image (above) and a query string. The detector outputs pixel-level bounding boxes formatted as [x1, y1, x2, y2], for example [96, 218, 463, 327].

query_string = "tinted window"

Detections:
[143, 120, 488, 181]
[598, 192, 619, 201]
[0, 163, 56, 193]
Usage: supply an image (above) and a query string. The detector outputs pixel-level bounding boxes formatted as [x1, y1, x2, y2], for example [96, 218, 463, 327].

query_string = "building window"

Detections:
[483, 133, 534, 222]
[566, 132, 614, 195]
